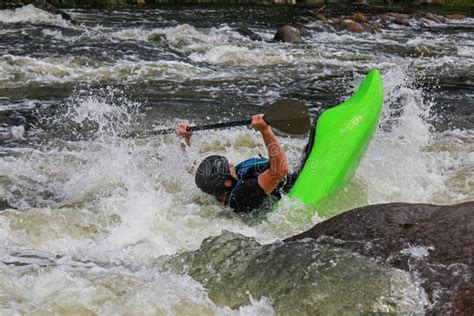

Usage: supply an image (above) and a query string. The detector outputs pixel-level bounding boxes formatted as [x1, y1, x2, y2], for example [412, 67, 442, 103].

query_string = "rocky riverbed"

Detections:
[298, 8, 468, 33]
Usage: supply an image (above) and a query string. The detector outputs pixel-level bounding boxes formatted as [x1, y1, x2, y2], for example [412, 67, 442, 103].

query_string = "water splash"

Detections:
[357, 65, 450, 204]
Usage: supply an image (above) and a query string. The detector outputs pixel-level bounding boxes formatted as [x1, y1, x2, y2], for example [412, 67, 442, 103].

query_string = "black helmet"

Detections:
[195, 155, 235, 198]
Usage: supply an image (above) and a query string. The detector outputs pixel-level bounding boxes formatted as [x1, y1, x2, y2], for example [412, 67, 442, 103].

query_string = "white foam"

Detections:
[10, 126, 25, 139]
[400, 245, 433, 259]
[0, 262, 275, 315]
[0, 54, 213, 88]
[0, 5, 74, 28]
[189, 45, 293, 65]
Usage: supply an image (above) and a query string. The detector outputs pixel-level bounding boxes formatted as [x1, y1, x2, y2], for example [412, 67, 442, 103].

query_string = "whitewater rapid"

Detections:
[0, 4, 472, 314]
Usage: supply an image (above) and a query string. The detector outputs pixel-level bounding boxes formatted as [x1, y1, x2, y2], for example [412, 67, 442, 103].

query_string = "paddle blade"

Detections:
[264, 99, 310, 135]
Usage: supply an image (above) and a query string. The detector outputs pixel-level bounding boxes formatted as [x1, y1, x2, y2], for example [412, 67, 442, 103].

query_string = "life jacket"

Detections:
[226, 157, 269, 207]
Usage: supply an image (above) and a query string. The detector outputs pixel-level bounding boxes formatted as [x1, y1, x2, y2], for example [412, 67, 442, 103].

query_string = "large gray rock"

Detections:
[286, 202, 474, 315]
[274, 25, 303, 44]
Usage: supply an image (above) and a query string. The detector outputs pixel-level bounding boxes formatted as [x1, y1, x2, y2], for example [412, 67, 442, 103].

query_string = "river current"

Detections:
[0, 4, 472, 314]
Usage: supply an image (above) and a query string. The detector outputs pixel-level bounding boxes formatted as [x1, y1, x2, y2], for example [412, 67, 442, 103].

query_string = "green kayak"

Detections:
[287, 69, 384, 215]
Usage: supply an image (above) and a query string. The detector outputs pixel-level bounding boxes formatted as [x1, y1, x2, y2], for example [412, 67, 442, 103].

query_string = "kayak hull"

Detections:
[287, 69, 384, 215]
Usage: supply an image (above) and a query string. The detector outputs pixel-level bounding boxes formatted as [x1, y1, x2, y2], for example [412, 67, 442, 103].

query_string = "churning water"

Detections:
[0, 4, 472, 314]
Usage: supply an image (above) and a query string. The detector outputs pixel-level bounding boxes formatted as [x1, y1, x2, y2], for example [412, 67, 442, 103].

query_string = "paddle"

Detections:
[133, 99, 310, 137]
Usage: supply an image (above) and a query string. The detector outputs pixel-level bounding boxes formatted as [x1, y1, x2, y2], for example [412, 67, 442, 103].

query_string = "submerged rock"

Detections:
[424, 12, 447, 24]
[162, 231, 428, 314]
[301, 5, 467, 34]
[0, 111, 26, 129]
[342, 19, 364, 32]
[376, 13, 391, 23]
[312, 12, 328, 22]
[235, 27, 262, 41]
[388, 12, 411, 20]
[376, 12, 412, 26]
[274, 25, 303, 44]
[0, 199, 11, 211]
[0, 113, 15, 126]
[31, 2, 77, 25]
[147, 33, 165, 42]
[287, 202, 474, 315]
[393, 16, 411, 26]
[352, 12, 368, 23]
[446, 14, 466, 20]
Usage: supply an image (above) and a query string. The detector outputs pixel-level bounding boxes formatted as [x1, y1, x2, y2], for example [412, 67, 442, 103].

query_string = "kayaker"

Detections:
[175, 114, 291, 213]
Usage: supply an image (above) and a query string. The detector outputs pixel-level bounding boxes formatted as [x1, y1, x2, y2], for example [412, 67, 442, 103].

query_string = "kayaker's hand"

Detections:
[175, 122, 192, 145]
[251, 114, 270, 133]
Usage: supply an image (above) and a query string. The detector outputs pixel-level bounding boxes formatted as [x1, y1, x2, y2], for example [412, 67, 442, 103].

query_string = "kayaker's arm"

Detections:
[175, 122, 196, 174]
[252, 114, 289, 194]
[176, 123, 192, 146]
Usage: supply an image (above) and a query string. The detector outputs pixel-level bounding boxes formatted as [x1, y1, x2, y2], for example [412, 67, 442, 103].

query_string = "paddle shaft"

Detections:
[128, 99, 310, 138]
[149, 119, 252, 135]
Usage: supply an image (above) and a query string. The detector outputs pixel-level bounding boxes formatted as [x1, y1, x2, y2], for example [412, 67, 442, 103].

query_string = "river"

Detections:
[0, 4, 472, 314]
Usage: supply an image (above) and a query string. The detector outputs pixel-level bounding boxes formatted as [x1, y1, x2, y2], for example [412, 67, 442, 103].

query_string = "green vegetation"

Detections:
[443, 0, 474, 6]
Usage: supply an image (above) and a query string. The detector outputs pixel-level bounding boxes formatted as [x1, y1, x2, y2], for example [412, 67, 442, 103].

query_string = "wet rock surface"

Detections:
[0, 113, 15, 127]
[162, 230, 428, 313]
[274, 25, 303, 43]
[236, 27, 263, 41]
[0, 199, 11, 211]
[287, 202, 474, 314]
[342, 18, 364, 32]
[31, 2, 77, 24]
[0, 111, 29, 131]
